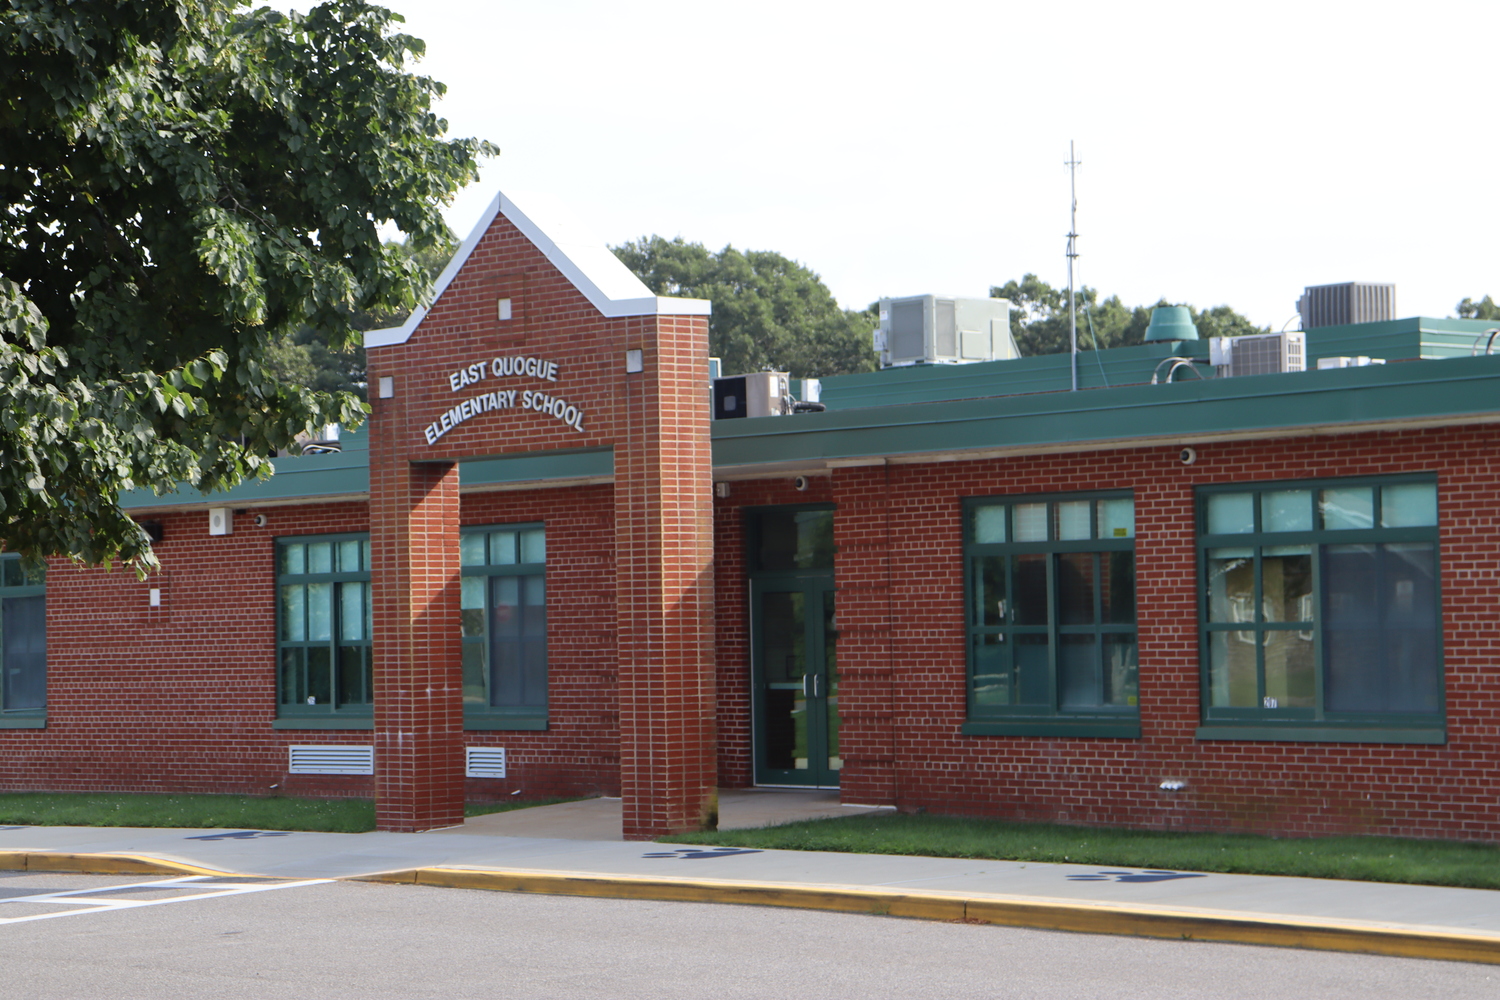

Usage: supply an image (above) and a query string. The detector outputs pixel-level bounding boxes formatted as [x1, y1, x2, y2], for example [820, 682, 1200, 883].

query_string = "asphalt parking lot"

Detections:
[3, 872, 1496, 1000]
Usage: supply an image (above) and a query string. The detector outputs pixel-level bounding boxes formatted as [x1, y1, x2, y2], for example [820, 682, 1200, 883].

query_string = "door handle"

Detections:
[803, 674, 811, 698]
[812, 674, 822, 698]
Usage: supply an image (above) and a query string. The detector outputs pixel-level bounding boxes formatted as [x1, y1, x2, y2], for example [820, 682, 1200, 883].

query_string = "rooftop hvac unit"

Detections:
[1210, 331, 1306, 378]
[713, 371, 790, 419]
[1298, 282, 1396, 329]
[874, 295, 1018, 368]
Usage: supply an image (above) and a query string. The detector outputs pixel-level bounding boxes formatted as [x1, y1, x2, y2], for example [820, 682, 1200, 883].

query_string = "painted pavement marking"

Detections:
[0, 874, 334, 926]
[1067, 869, 1209, 883]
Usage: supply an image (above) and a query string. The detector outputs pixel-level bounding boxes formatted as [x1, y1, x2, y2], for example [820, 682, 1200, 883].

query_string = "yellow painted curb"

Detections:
[0, 851, 231, 877]
[356, 866, 1500, 966]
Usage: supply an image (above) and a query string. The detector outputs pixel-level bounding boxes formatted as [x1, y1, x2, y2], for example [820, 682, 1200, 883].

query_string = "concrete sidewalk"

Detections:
[2, 794, 1498, 965]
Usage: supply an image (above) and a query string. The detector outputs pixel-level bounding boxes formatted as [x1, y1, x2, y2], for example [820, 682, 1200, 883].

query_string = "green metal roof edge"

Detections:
[122, 441, 615, 510]
[1304, 315, 1500, 363]
[710, 353, 1500, 469]
[120, 450, 371, 509]
[816, 340, 1210, 410]
[460, 447, 613, 488]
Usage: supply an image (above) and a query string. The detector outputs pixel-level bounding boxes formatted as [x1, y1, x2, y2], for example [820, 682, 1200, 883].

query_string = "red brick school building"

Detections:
[3, 190, 1499, 841]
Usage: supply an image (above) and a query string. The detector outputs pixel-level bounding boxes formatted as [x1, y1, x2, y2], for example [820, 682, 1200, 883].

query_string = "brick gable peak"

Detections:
[365, 187, 711, 349]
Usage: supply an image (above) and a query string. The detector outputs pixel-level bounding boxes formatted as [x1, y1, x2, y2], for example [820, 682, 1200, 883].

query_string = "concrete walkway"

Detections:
[446, 788, 886, 841]
[2, 792, 1498, 965]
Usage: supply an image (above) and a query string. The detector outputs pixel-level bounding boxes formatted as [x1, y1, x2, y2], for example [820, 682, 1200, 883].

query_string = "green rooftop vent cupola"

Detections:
[1144, 305, 1199, 342]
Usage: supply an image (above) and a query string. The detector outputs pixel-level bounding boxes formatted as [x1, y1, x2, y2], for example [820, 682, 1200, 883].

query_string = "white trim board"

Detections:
[365, 189, 710, 349]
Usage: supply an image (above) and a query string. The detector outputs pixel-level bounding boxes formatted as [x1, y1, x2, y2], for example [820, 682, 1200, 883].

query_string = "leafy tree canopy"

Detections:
[991, 274, 1268, 356]
[613, 236, 876, 379]
[1456, 295, 1500, 321]
[0, 0, 492, 569]
[265, 233, 456, 398]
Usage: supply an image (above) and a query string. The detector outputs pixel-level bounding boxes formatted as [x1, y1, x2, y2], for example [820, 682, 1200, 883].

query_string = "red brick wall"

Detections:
[0, 485, 628, 805]
[0, 503, 380, 798]
[819, 425, 1500, 840]
[14, 384, 1499, 843]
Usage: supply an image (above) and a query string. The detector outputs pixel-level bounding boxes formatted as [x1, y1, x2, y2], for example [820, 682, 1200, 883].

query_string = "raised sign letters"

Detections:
[425, 355, 585, 445]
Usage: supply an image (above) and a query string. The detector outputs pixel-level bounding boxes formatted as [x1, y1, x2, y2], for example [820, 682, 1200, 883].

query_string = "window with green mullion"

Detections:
[461, 524, 547, 729]
[276, 535, 372, 722]
[0, 554, 47, 724]
[964, 493, 1139, 736]
[1198, 477, 1442, 741]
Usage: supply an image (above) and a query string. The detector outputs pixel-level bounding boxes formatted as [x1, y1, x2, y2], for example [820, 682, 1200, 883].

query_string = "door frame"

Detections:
[749, 573, 838, 787]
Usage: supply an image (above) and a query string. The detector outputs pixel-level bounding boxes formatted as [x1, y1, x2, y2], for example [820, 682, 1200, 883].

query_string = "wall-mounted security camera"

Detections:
[1179, 447, 1197, 466]
[793, 476, 810, 492]
[253, 514, 269, 528]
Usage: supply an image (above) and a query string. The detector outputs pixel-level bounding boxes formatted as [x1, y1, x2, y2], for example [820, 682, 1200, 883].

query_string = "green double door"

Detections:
[752, 577, 840, 787]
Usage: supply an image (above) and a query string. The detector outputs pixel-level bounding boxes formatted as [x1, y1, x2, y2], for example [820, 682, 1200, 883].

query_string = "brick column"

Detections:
[617, 316, 717, 839]
[830, 463, 897, 805]
[369, 451, 465, 832]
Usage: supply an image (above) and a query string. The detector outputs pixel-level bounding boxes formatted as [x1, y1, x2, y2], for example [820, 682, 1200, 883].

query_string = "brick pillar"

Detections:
[830, 463, 897, 805]
[617, 316, 717, 840]
[370, 453, 465, 832]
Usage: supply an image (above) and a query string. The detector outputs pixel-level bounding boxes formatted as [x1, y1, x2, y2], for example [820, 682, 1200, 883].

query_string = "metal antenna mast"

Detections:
[1066, 141, 1081, 391]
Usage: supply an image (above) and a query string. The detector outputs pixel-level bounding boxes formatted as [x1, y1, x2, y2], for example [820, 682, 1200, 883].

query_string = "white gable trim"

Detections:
[365, 189, 710, 349]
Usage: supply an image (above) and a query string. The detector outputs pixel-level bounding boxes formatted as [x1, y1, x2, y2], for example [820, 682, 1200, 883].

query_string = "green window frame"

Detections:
[1197, 475, 1443, 743]
[274, 534, 373, 728]
[462, 524, 547, 730]
[0, 554, 46, 728]
[962, 492, 1139, 738]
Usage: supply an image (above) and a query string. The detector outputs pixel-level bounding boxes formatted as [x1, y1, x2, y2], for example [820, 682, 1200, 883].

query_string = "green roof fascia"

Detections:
[121, 429, 371, 509]
[121, 431, 614, 510]
[1304, 316, 1500, 363]
[460, 447, 613, 488]
[711, 352, 1500, 470]
[815, 340, 1210, 411]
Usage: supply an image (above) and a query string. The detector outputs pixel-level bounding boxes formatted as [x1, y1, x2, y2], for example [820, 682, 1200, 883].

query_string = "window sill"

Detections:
[1195, 725, 1445, 745]
[0, 715, 45, 729]
[962, 719, 1140, 738]
[272, 717, 374, 730]
[464, 713, 547, 732]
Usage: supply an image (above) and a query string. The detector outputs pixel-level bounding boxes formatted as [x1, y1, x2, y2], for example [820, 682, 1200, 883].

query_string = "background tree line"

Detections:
[990, 274, 1270, 356]
[280, 236, 1500, 396]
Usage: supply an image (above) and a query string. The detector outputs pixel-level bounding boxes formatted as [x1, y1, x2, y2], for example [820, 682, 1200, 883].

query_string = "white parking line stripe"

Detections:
[0, 876, 335, 925]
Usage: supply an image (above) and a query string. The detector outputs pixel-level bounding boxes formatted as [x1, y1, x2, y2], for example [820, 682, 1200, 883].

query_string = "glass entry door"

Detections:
[752, 578, 839, 786]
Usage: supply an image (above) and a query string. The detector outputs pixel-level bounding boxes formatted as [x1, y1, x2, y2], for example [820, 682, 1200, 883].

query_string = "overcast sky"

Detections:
[269, 1, 1498, 327]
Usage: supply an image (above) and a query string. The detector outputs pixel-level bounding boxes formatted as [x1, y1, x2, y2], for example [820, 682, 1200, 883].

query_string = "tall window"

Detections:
[276, 535, 372, 724]
[1198, 476, 1442, 742]
[0, 554, 46, 725]
[963, 493, 1138, 737]
[461, 525, 547, 729]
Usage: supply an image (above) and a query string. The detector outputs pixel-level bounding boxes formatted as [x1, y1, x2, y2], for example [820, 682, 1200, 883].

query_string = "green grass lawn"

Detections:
[0, 792, 578, 833]
[666, 812, 1500, 890]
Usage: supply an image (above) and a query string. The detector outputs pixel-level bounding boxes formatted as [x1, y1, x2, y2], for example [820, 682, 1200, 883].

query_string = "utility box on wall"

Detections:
[207, 507, 233, 536]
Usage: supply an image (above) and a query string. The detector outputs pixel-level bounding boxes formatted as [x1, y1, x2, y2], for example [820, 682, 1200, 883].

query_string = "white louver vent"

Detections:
[466, 747, 507, 779]
[287, 745, 374, 775]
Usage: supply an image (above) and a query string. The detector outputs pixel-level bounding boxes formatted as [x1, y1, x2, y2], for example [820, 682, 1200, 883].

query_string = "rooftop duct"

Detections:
[1143, 306, 1199, 342]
